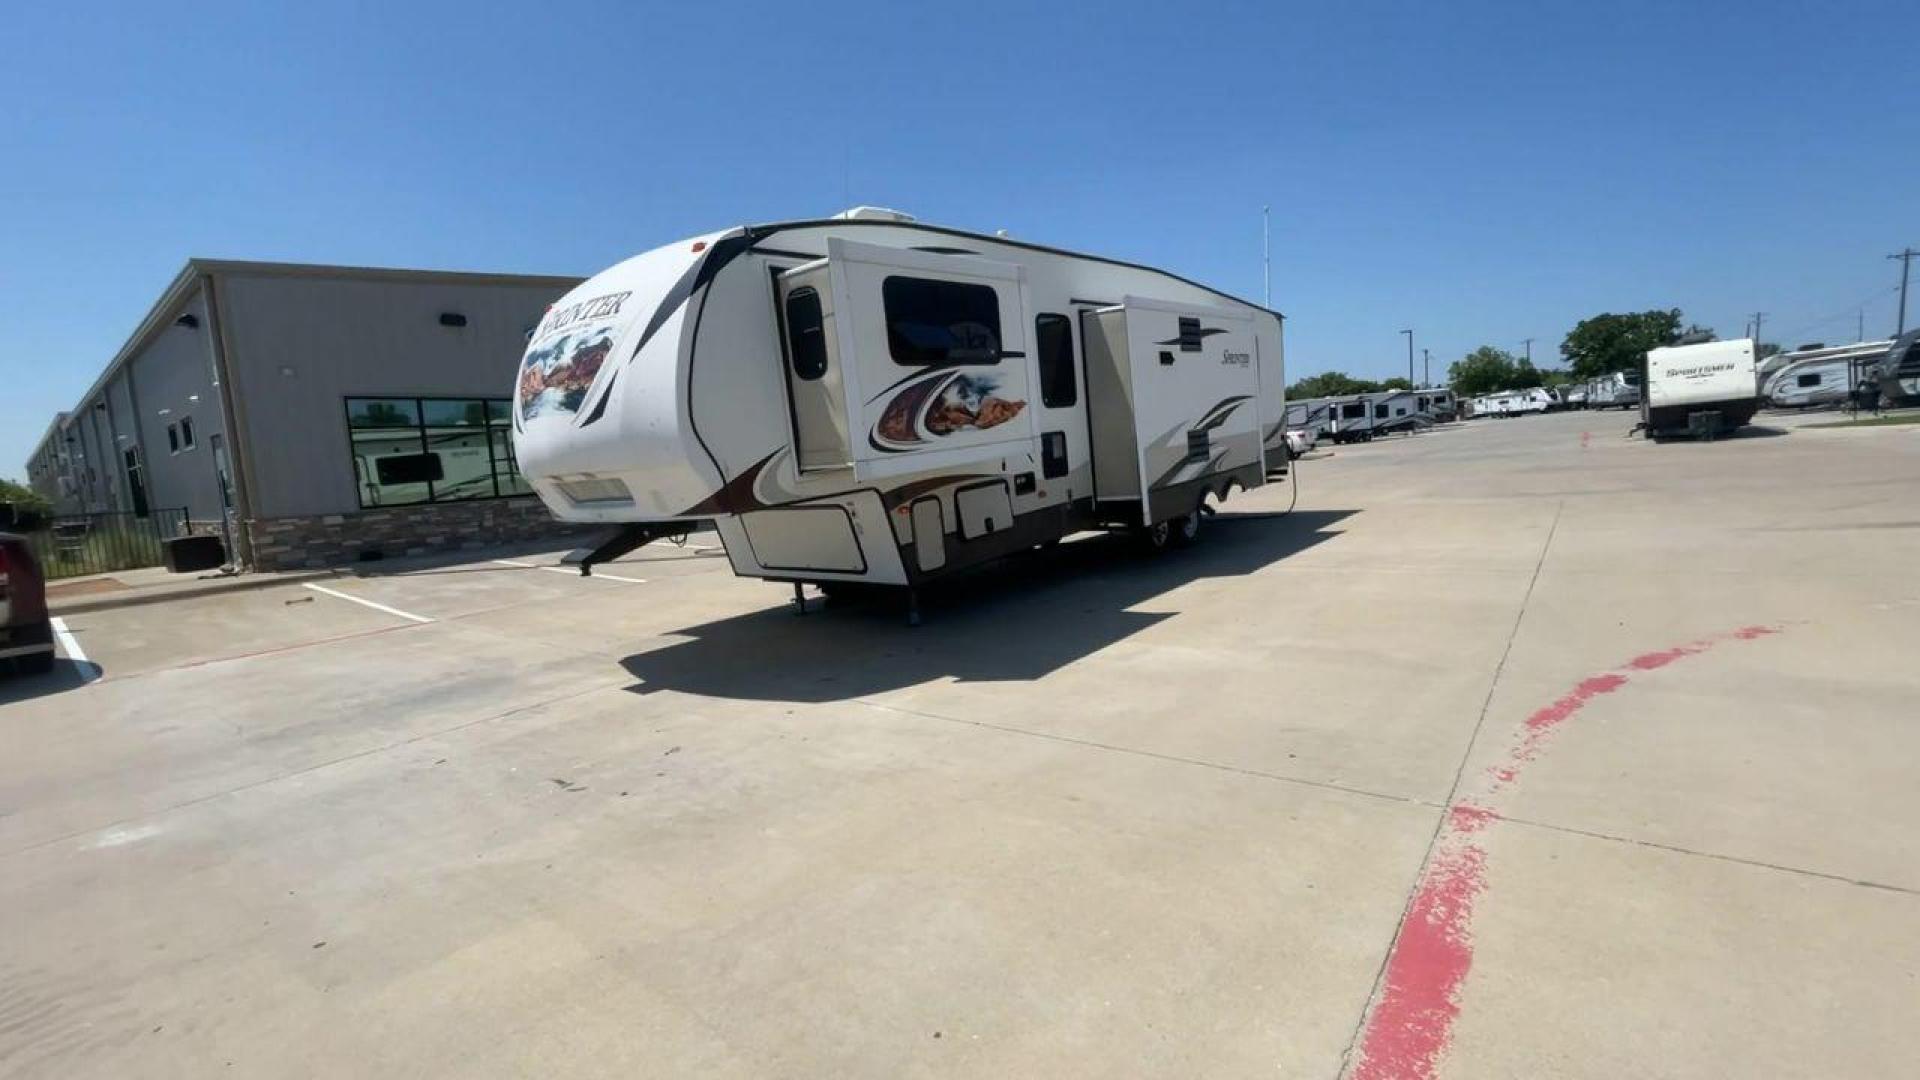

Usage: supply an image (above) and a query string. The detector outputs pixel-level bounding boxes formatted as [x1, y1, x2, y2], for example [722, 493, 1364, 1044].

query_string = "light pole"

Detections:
[1262, 206, 1271, 310]
[1400, 329, 1414, 387]
[1422, 348, 1431, 388]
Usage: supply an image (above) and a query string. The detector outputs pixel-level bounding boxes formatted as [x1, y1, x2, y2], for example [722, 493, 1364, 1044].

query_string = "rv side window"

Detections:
[1374, 403, 1388, 419]
[1796, 372, 1820, 388]
[882, 276, 1001, 366]
[1034, 313, 1076, 407]
[1342, 403, 1365, 419]
[785, 287, 829, 381]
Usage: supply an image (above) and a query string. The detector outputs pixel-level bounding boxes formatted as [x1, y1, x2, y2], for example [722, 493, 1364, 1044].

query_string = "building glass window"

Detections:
[345, 396, 531, 509]
[179, 416, 196, 450]
[1034, 313, 1076, 408]
[881, 276, 1002, 366]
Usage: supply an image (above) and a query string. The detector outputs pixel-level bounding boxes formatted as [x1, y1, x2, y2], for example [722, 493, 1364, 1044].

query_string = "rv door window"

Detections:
[882, 276, 1001, 366]
[1796, 372, 1821, 387]
[1034, 313, 1076, 407]
[785, 287, 829, 381]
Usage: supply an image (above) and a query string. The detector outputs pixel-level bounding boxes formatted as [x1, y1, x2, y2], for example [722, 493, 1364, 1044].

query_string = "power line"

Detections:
[1891, 248, 1917, 337]
[1770, 282, 1901, 347]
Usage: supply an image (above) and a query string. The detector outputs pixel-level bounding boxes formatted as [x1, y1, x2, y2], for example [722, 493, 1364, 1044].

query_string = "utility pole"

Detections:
[1749, 311, 1765, 346]
[1858, 308, 1866, 343]
[1521, 337, 1534, 365]
[1262, 206, 1271, 310]
[1422, 348, 1431, 387]
[1400, 329, 1414, 387]
[1891, 248, 1917, 337]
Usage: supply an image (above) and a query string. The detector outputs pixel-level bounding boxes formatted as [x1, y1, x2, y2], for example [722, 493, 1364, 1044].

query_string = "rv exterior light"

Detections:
[691, 240, 707, 253]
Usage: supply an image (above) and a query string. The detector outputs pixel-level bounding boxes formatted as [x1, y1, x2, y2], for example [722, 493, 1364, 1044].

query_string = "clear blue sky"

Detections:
[6, 1, 1918, 474]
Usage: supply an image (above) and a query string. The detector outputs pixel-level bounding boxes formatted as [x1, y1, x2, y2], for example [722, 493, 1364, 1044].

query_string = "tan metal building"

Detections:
[24, 260, 585, 570]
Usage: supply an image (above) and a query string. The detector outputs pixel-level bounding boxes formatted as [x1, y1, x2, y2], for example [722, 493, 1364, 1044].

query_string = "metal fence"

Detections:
[15, 508, 191, 580]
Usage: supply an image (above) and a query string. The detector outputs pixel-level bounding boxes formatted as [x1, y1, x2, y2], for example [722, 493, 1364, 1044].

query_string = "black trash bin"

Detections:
[163, 534, 226, 573]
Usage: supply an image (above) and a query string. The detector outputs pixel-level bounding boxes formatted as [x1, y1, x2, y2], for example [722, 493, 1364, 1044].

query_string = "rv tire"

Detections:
[1133, 519, 1174, 554]
[1172, 506, 1202, 547]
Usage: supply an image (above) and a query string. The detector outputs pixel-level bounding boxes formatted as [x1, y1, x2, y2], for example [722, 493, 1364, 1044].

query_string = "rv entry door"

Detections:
[776, 261, 853, 472]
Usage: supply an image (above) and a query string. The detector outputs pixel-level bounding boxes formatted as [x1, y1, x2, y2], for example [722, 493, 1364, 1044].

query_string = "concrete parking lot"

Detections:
[4, 411, 1917, 1078]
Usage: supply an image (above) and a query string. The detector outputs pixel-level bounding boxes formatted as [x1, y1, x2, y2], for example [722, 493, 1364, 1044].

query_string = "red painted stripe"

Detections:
[1350, 624, 1781, 1080]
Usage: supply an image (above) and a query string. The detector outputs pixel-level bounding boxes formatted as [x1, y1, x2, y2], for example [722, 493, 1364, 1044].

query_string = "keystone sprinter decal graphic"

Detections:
[870, 370, 1026, 452]
[1154, 316, 1228, 352]
[519, 330, 615, 421]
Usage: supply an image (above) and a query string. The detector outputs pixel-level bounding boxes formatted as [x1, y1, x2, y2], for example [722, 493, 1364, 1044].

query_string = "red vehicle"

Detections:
[0, 533, 55, 676]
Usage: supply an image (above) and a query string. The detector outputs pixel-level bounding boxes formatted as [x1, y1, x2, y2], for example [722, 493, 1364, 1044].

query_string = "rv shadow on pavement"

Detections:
[617, 508, 1352, 703]
[0, 659, 103, 706]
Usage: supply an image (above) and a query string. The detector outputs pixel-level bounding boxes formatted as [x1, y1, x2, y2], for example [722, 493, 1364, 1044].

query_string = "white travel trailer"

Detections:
[511, 209, 1285, 605]
[1416, 389, 1456, 421]
[1587, 370, 1642, 409]
[1369, 390, 1427, 434]
[1326, 395, 1378, 442]
[1761, 341, 1891, 408]
[1869, 330, 1920, 406]
[1642, 338, 1760, 439]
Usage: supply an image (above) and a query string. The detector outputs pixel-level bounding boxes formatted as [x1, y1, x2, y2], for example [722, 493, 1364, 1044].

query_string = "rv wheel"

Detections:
[1172, 506, 1202, 547]
[1133, 519, 1174, 554]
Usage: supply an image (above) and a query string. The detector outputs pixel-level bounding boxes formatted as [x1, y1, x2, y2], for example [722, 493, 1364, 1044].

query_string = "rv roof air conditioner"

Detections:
[831, 206, 917, 222]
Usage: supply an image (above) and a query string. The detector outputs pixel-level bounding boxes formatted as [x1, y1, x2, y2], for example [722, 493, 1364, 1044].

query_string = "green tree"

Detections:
[1, 477, 51, 519]
[1287, 371, 1384, 398]
[1447, 346, 1522, 396]
[1560, 309, 1686, 378]
[1379, 377, 1414, 391]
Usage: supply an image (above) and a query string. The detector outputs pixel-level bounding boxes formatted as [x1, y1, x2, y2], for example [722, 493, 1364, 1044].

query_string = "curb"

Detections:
[50, 569, 342, 616]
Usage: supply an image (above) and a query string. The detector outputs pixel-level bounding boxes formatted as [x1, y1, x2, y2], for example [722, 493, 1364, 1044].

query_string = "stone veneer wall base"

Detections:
[246, 497, 597, 571]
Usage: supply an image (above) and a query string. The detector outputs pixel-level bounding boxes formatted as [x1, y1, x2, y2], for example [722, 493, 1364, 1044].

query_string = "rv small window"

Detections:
[882, 276, 1001, 366]
[178, 416, 195, 450]
[1374, 404, 1389, 419]
[1035, 313, 1076, 407]
[785, 287, 829, 381]
[1796, 372, 1820, 388]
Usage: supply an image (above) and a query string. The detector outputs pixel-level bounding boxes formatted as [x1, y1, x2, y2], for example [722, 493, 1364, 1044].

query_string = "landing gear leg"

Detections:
[906, 588, 922, 628]
[792, 581, 808, 615]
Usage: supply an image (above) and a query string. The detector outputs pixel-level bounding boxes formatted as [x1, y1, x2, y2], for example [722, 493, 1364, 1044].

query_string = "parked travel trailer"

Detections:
[511, 208, 1285, 603]
[1471, 388, 1550, 417]
[1587, 370, 1642, 410]
[1325, 395, 1377, 442]
[1416, 389, 1456, 421]
[1641, 338, 1760, 439]
[1370, 390, 1427, 434]
[1761, 341, 1891, 408]
[1563, 383, 1589, 409]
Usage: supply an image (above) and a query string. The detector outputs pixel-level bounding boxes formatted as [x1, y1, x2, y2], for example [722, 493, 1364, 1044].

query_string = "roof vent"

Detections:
[832, 206, 917, 222]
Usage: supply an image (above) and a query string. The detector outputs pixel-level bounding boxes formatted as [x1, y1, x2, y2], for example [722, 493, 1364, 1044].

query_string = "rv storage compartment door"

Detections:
[777, 261, 853, 472]
[824, 238, 1035, 482]
[1083, 299, 1262, 524]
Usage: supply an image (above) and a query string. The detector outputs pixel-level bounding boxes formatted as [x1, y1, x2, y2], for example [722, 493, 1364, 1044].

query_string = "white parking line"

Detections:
[492, 559, 647, 585]
[50, 617, 89, 664]
[302, 583, 435, 624]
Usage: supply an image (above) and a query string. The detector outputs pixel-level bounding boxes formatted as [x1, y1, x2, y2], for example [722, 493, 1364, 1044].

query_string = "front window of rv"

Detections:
[785, 287, 829, 381]
[882, 276, 1002, 366]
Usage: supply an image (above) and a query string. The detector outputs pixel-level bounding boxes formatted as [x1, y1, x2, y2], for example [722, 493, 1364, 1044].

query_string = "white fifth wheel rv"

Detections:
[1641, 338, 1760, 439]
[511, 208, 1285, 605]
[1326, 395, 1377, 442]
